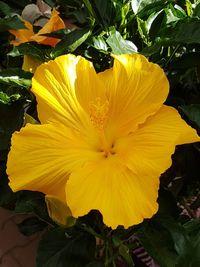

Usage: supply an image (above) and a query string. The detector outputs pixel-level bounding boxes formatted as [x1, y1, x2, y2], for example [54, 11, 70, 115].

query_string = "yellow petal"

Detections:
[9, 20, 34, 46]
[75, 56, 107, 115]
[66, 158, 159, 229]
[22, 55, 42, 73]
[31, 8, 65, 47]
[32, 54, 89, 132]
[116, 105, 200, 177]
[7, 123, 101, 202]
[45, 195, 73, 226]
[98, 54, 169, 137]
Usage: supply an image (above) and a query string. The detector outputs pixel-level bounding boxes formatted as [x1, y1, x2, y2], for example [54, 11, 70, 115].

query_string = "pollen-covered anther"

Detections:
[89, 97, 109, 130]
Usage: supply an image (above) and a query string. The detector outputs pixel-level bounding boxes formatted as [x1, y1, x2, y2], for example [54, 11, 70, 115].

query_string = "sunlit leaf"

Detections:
[0, 68, 32, 88]
[107, 28, 137, 54]
[92, 36, 108, 52]
[52, 28, 91, 58]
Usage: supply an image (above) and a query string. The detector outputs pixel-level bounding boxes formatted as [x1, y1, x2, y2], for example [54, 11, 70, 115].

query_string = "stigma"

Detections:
[90, 97, 109, 130]
[90, 97, 115, 157]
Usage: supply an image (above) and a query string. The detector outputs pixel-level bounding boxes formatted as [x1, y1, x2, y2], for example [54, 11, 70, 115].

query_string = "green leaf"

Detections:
[131, 0, 143, 14]
[132, 0, 164, 15]
[137, 215, 200, 267]
[8, 43, 47, 61]
[57, 0, 81, 8]
[83, 0, 95, 17]
[149, 10, 165, 39]
[135, 0, 168, 18]
[0, 16, 26, 32]
[18, 217, 47, 236]
[0, 68, 32, 88]
[194, 3, 200, 17]
[137, 218, 179, 267]
[141, 41, 162, 56]
[107, 28, 137, 54]
[86, 262, 104, 267]
[180, 220, 200, 266]
[51, 28, 91, 58]
[83, 0, 116, 28]
[0, 163, 17, 209]
[119, 244, 135, 266]
[14, 191, 51, 223]
[24, 113, 39, 125]
[36, 227, 96, 267]
[0, 100, 24, 151]
[186, 0, 193, 16]
[4, 0, 33, 9]
[0, 1, 12, 16]
[190, 197, 200, 210]
[165, 3, 186, 22]
[184, 219, 200, 236]
[0, 91, 21, 104]
[136, 16, 149, 45]
[160, 17, 200, 44]
[43, 0, 55, 7]
[92, 36, 108, 52]
[169, 52, 200, 70]
[179, 104, 200, 129]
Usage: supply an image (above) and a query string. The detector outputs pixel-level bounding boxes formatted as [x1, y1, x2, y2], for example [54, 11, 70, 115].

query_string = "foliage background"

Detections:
[0, 0, 200, 266]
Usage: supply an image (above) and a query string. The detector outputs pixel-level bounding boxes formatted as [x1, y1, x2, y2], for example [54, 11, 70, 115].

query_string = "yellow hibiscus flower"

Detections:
[9, 9, 65, 47]
[6, 54, 200, 229]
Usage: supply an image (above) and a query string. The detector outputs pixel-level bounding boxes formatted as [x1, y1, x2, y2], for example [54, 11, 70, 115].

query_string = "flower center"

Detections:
[90, 97, 115, 157]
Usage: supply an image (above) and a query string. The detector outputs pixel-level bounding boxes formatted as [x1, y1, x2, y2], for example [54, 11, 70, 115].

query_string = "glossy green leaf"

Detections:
[92, 36, 108, 52]
[107, 28, 137, 54]
[186, 0, 193, 16]
[136, 16, 149, 45]
[83, 0, 116, 28]
[52, 28, 91, 58]
[131, 0, 163, 15]
[131, 0, 143, 14]
[136, 0, 168, 18]
[149, 10, 165, 39]
[160, 18, 200, 44]
[8, 43, 47, 61]
[0, 68, 32, 88]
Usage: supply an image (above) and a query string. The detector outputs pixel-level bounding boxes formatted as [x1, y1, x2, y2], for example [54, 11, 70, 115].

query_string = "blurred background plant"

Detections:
[0, 0, 200, 266]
